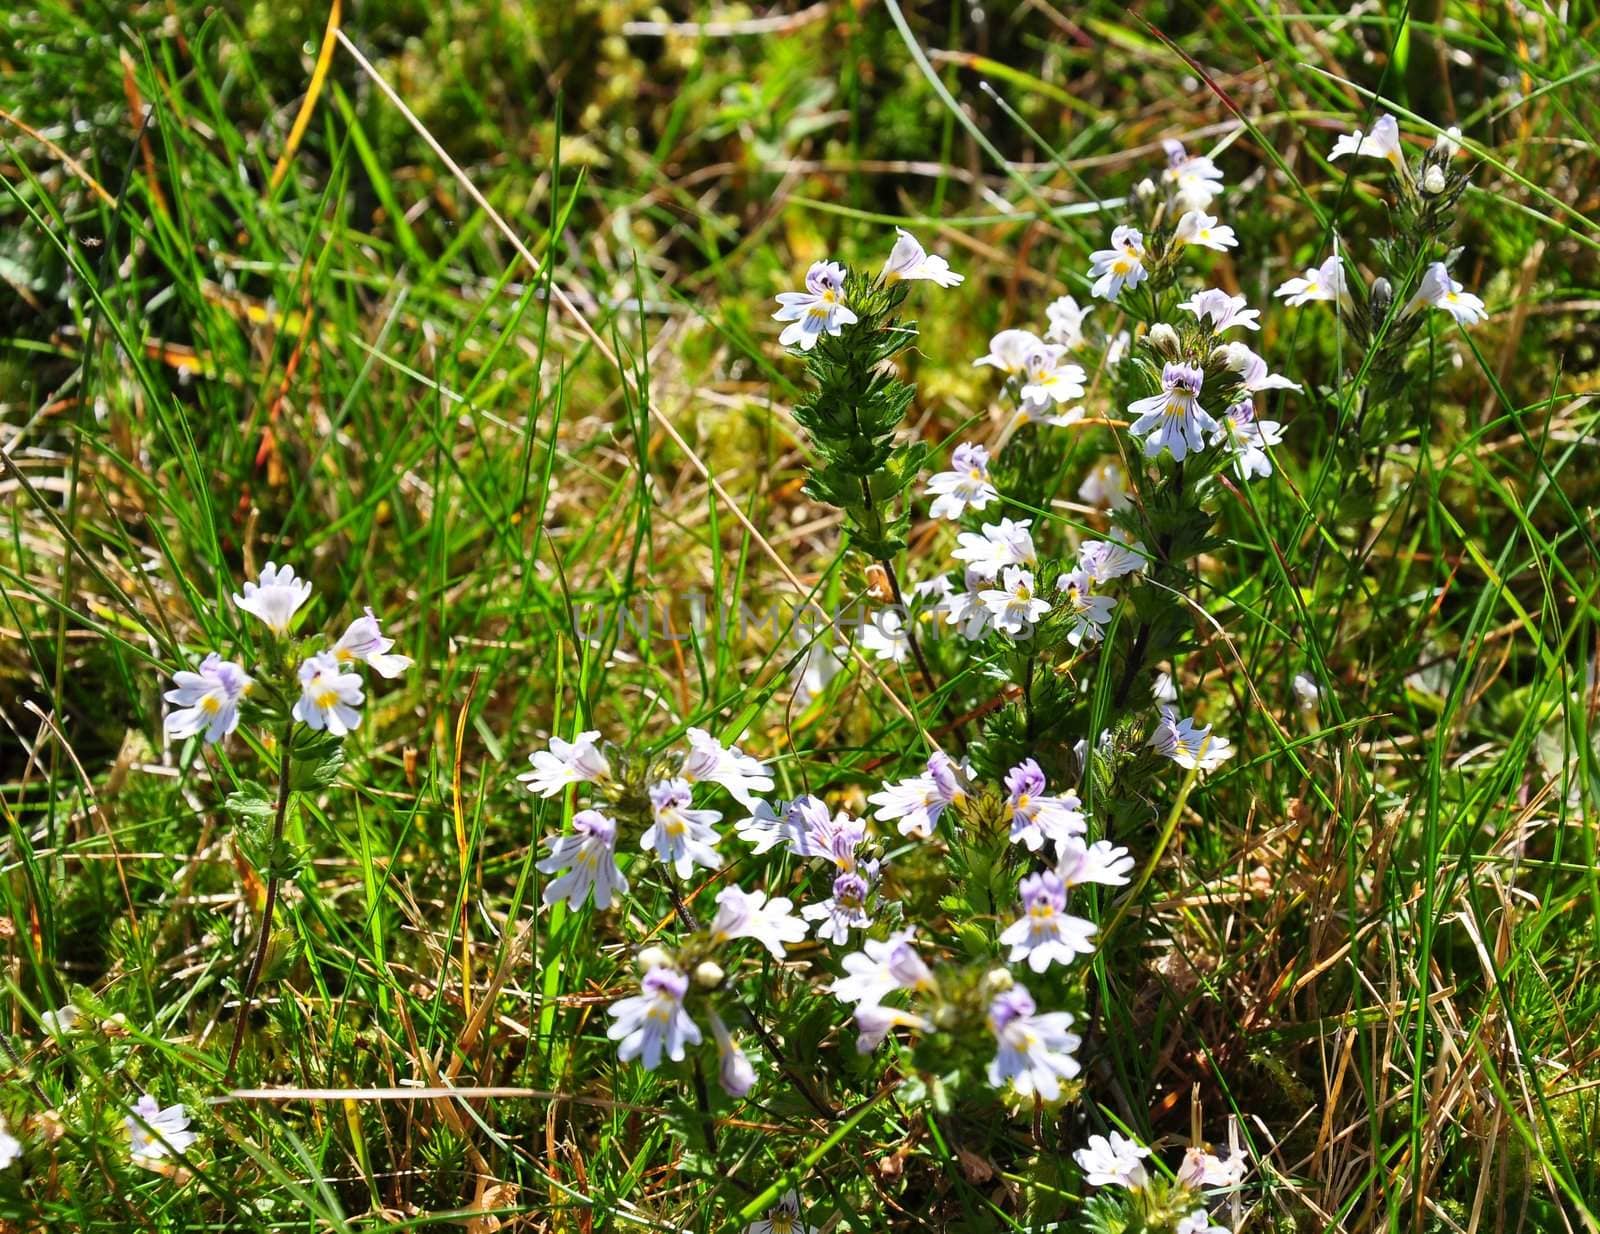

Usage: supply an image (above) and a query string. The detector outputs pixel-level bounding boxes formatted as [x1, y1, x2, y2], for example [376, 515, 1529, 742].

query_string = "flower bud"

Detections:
[1422, 165, 1446, 195]
[1369, 277, 1393, 323]
[1434, 126, 1462, 158]
[636, 945, 672, 973]
[979, 966, 1015, 999]
[693, 960, 725, 988]
[1134, 177, 1157, 200]
[1146, 323, 1180, 357]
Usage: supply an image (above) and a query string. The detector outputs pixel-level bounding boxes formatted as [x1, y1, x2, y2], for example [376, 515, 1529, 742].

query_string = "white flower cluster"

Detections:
[1073, 1128, 1247, 1232]
[770, 230, 962, 350]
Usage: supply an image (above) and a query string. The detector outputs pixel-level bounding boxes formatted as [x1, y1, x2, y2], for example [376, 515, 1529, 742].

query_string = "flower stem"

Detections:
[225, 717, 295, 1083]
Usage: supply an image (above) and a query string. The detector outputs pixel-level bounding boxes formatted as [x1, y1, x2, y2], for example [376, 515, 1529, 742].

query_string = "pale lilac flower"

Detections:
[773, 260, 859, 350]
[1005, 758, 1087, 853]
[1293, 673, 1321, 711]
[709, 1011, 757, 1097]
[126, 1095, 197, 1162]
[1149, 710, 1235, 771]
[1210, 400, 1284, 481]
[1178, 1144, 1248, 1188]
[1078, 539, 1146, 583]
[641, 779, 723, 878]
[40, 1004, 81, 1036]
[734, 799, 808, 855]
[859, 610, 909, 663]
[606, 965, 701, 1070]
[746, 1191, 816, 1234]
[1176, 1211, 1230, 1234]
[1057, 838, 1135, 887]
[1078, 459, 1131, 510]
[1215, 342, 1302, 394]
[944, 567, 995, 641]
[331, 608, 411, 678]
[1174, 210, 1237, 252]
[926, 443, 999, 520]
[973, 328, 1043, 378]
[537, 809, 628, 910]
[292, 652, 364, 736]
[1074, 1131, 1150, 1188]
[163, 653, 252, 744]
[0, 1118, 19, 1169]
[681, 727, 774, 810]
[709, 886, 808, 958]
[986, 983, 1081, 1100]
[830, 929, 935, 1007]
[1088, 226, 1148, 300]
[1403, 261, 1488, 325]
[1058, 569, 1116, 648]
[854, 1003, 933, 1053]
[869, 751, 967, 838]
[802, 870, 873, 944]
[1128, 362, 1217, 462]
[1019, 344, 1088, 423]
[790, 796, 869, 870]
[1000, 872, 1097, 973]
[953, 518, 1037, 580]
[1162, 139, 1225, 211]
[1330, 113, 1405, 170]
[881, 228, 964, 287]
[232, 561, 312, 634]
[1274, 255, 1349, 308]
[1153, 671, 1178, 705]
[1179, 289, 1260, 333]
[520, 730, 612, 797]
[1045, 295, 1092, 348]
[980, 566, 1051, 637]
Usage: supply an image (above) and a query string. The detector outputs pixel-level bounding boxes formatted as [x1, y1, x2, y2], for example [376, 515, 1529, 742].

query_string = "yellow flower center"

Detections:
[201, 695, 221, 715]
[315, 689, 339, 710]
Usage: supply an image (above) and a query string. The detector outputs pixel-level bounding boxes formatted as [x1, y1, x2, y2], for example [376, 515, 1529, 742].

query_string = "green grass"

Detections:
[1, 0, 1599, 1229]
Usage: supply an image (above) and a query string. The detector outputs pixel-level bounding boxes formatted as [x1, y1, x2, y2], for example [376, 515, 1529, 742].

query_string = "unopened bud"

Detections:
[637, 945, 672, 973]
[979, 966, 1015, 999]
[1147, 323, 1180, 357]
[1134, 177, 1157, 200]
[1422, 165, 1446, 195]
[1434, 126, 1462, 158]
[1370, 277, 1393, 321]
[693, 960, 725, 989]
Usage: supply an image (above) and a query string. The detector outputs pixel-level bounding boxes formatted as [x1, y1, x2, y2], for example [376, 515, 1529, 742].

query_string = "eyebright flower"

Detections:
[869, 751, 968, 839]
[1162, 139, 1225, 211]
[1045, 294, 1092, 348]
[537, 809, 628, 910]
[709, 1011, 757, 1097]
[1176, 1210, 1231, 1234]
[773, 260, 859, 350]
[1057, 838, 1135, 887]
[926, 442, 999, 520]
[746, 1191, 816, 1234]
[40, 1004, 80, 1036]
[1179, 288, 1261, 333]
[986, 982, 1081, 1100]
[790, 796, 868, 870]
[680, 727, 774, 810]
[1403, 261, 1488, 325]
[1330, 112, 1405, 170]
[980, 566, 1051, 637]
[520, 730, 612, 797]
[1078, 538, 1146, 584]
[1274, 255, 1350, 308]
[953, 518, 1037, 580]
[854, 1003, 934, 1053]
[943, 567, 995, 641]
[232, 561, 312, 634]
[1074, 1130, 1150, 1188]
[709, 886, 808, 958]
[1178, 1144, 1249, 1188]
[1005, 758, 1087, 853]
[163, 653, 252, 744]
[973, 328, 1043, 377]
[330, 608, 412, 678]
[1292, 673, 1321, 710]
[292, 652, 364, 736]
[0, 1118, 19, 1169]
[1019, 344, 1088, 424]
[803, 869, 875, 944]
[830, 929, 936, 1008]
[1214, 342, 1302, 393]
[1128, 362, 1217, 462]
[126, 1095, 197, 1162]
[735, 799, 808, 854]
[859, 609, 909, 663]
[1078, 458, 1131, 509]
[881, 228, 964, 287]
[1149, 709, 1235, 771]
[1210, 400, 1285, 481]
[1057, 569, 1117, 647]
[1088, 226, 1148, 300]
[605, 964, 701, 1070]
[1174, 209, 1237, 252]
[641, 779, 723, 878]
[1000, 871, 1097, 973]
